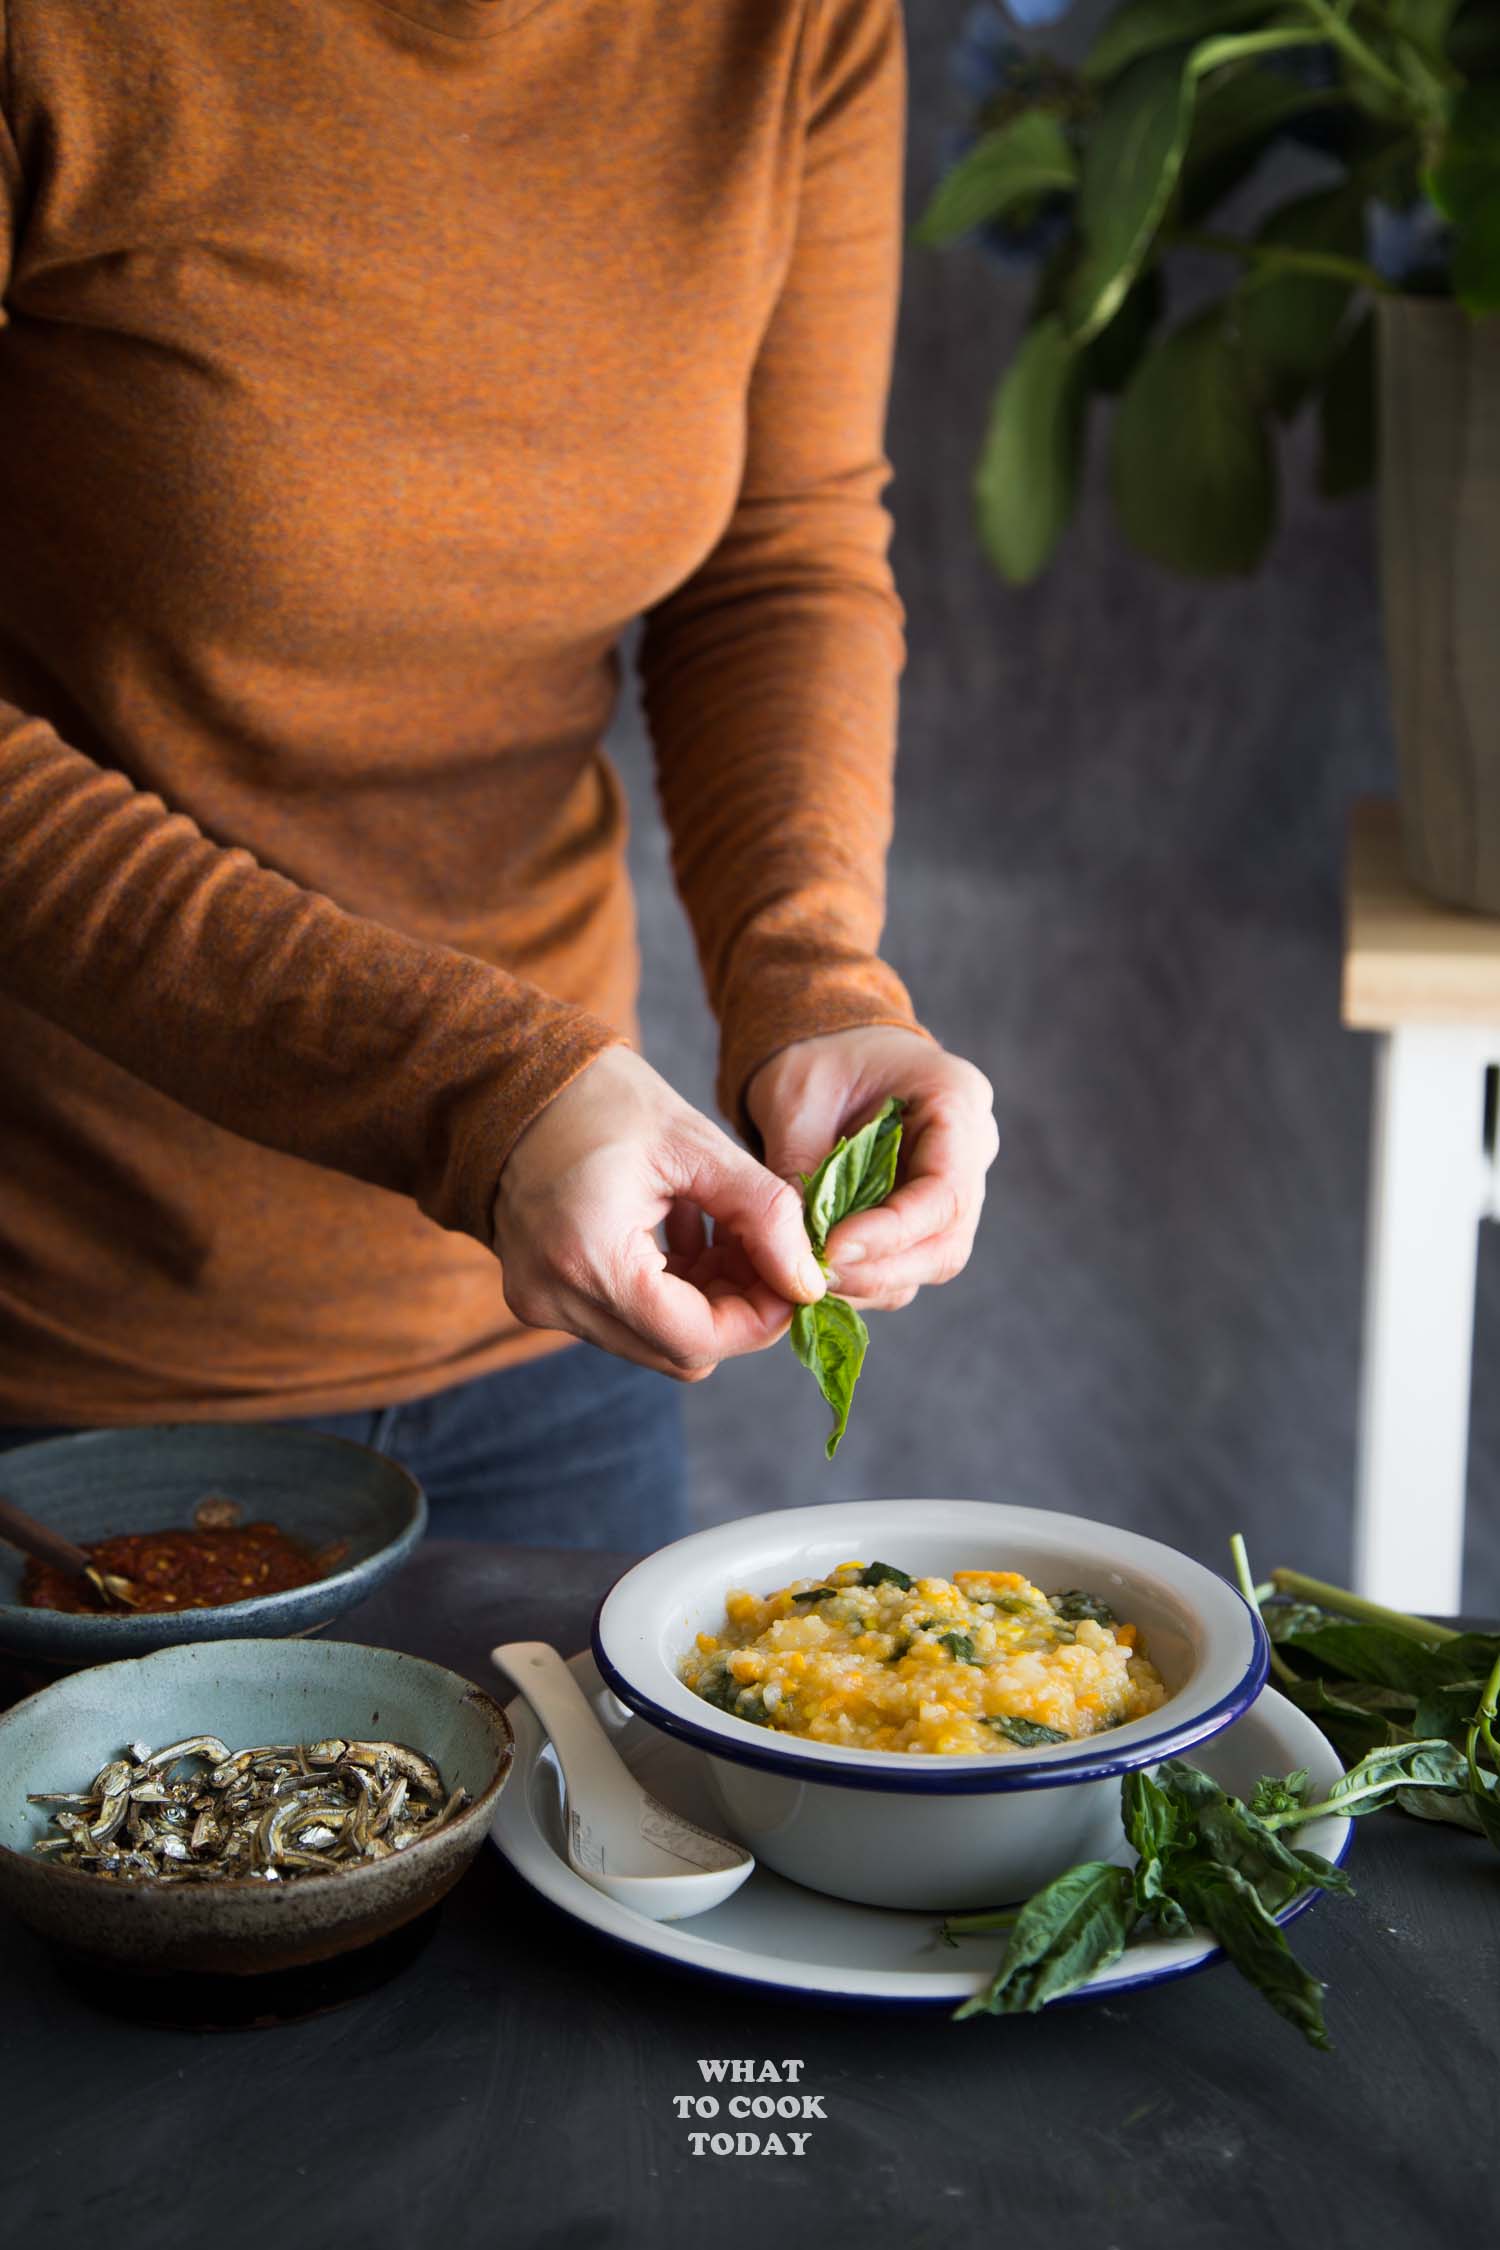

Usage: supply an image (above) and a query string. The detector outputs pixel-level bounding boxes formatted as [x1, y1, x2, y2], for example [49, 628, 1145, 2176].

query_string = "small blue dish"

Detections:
[0, 1424, 426, 1665]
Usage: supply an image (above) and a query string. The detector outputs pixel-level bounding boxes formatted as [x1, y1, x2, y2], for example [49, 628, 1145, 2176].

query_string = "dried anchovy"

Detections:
[29, 1737, 469, 1883]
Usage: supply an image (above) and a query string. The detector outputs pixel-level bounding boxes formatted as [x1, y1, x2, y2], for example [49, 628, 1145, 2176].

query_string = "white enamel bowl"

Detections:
[592, 1500, 1269, 1913]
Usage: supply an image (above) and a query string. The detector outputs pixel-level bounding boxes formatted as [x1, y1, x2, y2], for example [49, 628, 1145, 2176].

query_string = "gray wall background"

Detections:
[609, 0, 1500, 1607]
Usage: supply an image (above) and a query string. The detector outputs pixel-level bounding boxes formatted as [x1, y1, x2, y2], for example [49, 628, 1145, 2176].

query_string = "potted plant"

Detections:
[917, 0, 1500, 912]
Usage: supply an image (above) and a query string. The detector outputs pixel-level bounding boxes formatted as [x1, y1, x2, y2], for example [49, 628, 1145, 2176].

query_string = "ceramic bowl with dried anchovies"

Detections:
[30, 1736, 472, 1883]
[0, 1638, 514, 1978]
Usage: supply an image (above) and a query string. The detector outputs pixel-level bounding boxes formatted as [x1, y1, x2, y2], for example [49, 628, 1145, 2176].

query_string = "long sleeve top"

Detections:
[0, 0, 922, 1421]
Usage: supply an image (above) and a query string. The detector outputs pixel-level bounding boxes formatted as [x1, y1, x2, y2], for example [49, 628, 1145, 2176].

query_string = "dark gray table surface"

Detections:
[2, 1543, 1496, 2250]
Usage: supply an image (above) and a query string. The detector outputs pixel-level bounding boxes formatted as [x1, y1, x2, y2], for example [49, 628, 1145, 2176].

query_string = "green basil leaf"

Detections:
[790, 1587, 840, 1604]
[798, 1096, 904, 1256]
[860, 1562, 913, 1590]
[1154, 1760, 1352, 1906]
[1412, 1681, 1488, 1744]
[1172, 1863, 1333, 2050]
[938, 1631, 979, 1665]
[987, 1716, 1069, 1748]
[1320, 1737, 1470, 1818]
[1281, 1622, 1495, 1695]
[1050, 1589, 1119, 1627]
[789, 1295, 869, 1462]
[953, 1861, 1138, 2018]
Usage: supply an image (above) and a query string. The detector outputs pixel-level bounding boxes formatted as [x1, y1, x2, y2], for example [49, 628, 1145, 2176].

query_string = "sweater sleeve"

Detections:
[0, 56, 623, 1250]
[635, 0, 928, 1141]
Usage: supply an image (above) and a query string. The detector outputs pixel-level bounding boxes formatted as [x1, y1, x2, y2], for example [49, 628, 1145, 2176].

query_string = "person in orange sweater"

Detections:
[0, 0, 997, 1544]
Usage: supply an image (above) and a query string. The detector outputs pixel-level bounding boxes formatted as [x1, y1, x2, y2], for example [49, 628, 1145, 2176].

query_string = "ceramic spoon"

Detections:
[0, 1492, 141, 1609]
[491, 1640, 753, 1921]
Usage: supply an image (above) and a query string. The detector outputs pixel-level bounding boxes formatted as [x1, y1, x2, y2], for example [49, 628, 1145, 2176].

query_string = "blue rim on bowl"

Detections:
[591, 1499, 1270, 1796]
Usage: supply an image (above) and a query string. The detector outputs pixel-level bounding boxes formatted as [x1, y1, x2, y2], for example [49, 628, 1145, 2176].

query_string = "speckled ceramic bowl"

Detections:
[0, 1425, 427, 1664]
[0, 1638, 513, 1976]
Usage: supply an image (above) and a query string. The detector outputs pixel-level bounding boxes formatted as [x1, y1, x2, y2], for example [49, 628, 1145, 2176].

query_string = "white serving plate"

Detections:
[490, 1652, 1353, 2011]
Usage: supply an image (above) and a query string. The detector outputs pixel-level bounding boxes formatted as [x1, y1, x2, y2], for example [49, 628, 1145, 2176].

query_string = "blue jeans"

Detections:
[0, 1343, 688, 1550]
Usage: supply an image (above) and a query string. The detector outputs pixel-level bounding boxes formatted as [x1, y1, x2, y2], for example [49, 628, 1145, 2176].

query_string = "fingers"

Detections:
[677, 1137, 825, 1306]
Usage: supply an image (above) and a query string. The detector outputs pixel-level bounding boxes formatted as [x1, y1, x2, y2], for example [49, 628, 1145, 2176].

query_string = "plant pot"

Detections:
[1378, 295, 1500, 914]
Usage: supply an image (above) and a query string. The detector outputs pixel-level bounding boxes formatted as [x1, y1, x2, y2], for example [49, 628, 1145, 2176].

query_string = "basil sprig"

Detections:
[788, 1097, 905, 1460]
[945, 1534, 1500, 2048]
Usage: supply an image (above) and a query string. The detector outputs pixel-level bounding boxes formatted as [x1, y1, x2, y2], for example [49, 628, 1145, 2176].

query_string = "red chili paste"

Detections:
[21, 1522, 332, 1614]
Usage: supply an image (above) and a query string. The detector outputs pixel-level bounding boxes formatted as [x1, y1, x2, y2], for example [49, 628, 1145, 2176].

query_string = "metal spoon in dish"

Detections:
[0, 1492, 141, 1609]
[491, 1640, 753, 1921]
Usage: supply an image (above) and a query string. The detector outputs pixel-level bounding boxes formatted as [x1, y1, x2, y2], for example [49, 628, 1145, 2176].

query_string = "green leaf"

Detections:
[911, 110, 1078, 249]
[1281, 1620, 1498, 1694]
[1448, 0, 1500, 77]
[1085, 0, 1269, 87]
[790, 1586, 840, 1604]
[1065, 52, 1197, 341]
[799, 1096, 904, 1257]
[1316, 1737, 1469, 1818]
[987, 1716, 1071, 1748]
[1427, 82, 1500, 314]
[1172, 1863, 1333, 2049]
[938, 1631, 979, 1664]
[789, 1294, 869, 1461]
[1155, 1761, 1353, 1908]
[1318, 310, 1376, 500]
[1122, 1768, 1189, 1921]
[859, 1561, 912, 1591]
[1412, 1680, 1488, 1744]
[1050, 1589, 1120, 1627]
[1177, 66, 1346, 228]
[1082, 268, 1163, 395]
[1236, 186, 1366, 419]
[1111, 306, 1277, 575]
[953, 1861, 1138, 2018]
[974, 315, 1087, 586]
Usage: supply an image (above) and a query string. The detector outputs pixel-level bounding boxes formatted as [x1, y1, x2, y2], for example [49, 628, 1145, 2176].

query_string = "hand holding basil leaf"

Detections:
[788, 1097, 905, 1459]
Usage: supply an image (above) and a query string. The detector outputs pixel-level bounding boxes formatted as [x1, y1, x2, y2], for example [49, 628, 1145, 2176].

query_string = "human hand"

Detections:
[744, 1026, 998, 1310]
[491, 1047, 827, 1382]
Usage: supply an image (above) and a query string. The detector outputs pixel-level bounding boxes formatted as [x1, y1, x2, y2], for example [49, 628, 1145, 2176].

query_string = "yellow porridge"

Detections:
[679, 1559, 1168, 1755]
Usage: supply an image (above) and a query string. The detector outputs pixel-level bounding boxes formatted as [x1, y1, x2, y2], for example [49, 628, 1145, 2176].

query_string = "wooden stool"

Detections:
[1344, 798, 1500, 1609]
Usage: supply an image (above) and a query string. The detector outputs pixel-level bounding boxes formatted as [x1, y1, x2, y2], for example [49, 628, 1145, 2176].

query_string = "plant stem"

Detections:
[1172, 229, 1389, 294]
[1229, 1532, 1297, 1685]
[1268, 1568, 1461, 1643]
[1465, 1649, 1500, 1793]
[943, 1907, 1019, 1937]
[1293, 0, 1422, 108]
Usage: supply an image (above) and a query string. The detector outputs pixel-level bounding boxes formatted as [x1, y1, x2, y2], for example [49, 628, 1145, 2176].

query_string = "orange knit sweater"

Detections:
[0, 0, 921, 1421]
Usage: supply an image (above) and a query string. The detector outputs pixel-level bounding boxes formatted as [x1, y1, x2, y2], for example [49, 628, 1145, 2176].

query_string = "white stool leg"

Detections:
[1354, 1025, 1492, 1612]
